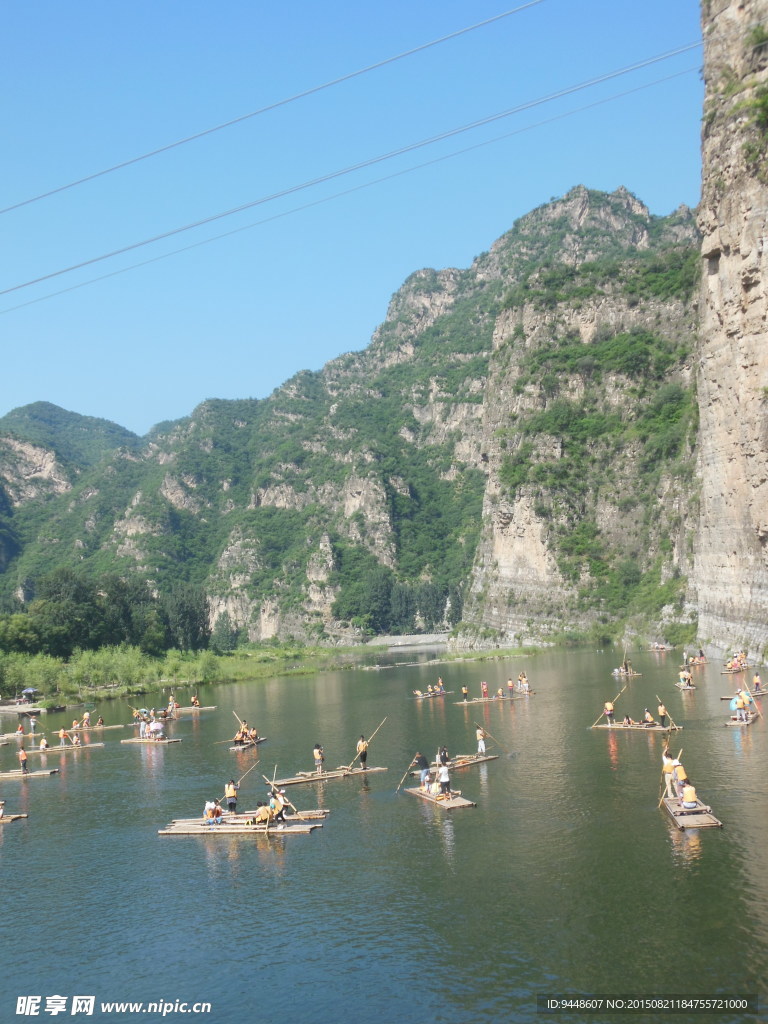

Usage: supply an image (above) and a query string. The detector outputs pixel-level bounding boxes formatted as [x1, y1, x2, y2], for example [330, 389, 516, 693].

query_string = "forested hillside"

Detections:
[0, 186, 701, 650]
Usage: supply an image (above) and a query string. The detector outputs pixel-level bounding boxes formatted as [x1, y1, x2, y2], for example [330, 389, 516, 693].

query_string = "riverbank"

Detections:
[0, 638, 545, 707]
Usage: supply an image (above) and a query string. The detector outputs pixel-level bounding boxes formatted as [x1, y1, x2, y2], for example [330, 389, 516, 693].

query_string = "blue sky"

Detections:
[1, 0, 703, 436]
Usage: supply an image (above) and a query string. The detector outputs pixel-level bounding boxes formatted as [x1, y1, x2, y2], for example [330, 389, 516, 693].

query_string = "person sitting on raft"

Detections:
[681, 783, 698, 809]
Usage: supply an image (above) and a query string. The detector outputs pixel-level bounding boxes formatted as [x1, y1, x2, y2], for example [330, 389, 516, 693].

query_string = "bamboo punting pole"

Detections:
[658, 747, 683, 807]
[218, 759, 260, 805]
[260, 773, 308, 819]
[341, 716, 387, 773]
[396, 755, 419, 793]
[655, 694, 679, 731]
[473, 722, 512, 757]
[591, 684, 626, 728]
[741, 682, 763, 720]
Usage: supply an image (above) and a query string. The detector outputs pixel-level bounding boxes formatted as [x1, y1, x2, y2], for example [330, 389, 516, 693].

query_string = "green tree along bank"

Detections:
[0, 568, 209, 659]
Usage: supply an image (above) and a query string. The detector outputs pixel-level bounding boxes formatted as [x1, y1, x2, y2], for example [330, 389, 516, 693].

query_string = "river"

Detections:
[0, 647, 765, 1023]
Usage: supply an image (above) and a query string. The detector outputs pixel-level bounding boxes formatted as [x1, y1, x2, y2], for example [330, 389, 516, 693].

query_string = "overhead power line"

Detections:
[0, 0, 545, 216]
[0, 65, 699, 317]
[0, 41, 701, 300]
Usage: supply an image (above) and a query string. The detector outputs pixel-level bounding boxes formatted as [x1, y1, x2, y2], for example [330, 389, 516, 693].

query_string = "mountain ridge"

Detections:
[0, 185, 704, 650]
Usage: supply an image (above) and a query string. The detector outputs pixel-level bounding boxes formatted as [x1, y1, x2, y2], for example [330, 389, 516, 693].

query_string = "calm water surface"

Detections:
[1, 648, 766, 1024]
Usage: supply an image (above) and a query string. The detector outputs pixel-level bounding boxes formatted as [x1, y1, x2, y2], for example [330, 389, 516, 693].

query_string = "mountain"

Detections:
[0, 402, 140, 468]
[0, 403, 140, 581]
[0, 187, 701, 646]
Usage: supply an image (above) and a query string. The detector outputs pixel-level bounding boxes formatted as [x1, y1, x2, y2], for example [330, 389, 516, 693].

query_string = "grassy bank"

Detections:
[0, 641, 546, 706]
[0, 643, 389, 705]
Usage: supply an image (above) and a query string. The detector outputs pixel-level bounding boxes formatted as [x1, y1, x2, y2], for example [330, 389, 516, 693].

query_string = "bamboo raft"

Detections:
[170, 809, 330, 825]
[272, 766, 387, 787]
[452, 695, 528, 705]
[724, 713, 758, 727]
[720, 693, 762, 700]
[410, 754, 500, 777]
[591, 723, 681, 731]
[26, 742, 105, 755]
[228, 737, 267, 751]
[721, 666, 749, 674]
[403, 787, 476, 809]
[612, 671, 642, 678]
[412, 691, 454, 700]
[120, 737, 182, 744]
[0, 768, 60, 780]
[661, 796, 723, 830]
[675, 683, 696, 691]
[158, 820, 322, 836]
[177, 705, 217, 712]
[0, 813, 28, 823]
[67, 723, 126, 733]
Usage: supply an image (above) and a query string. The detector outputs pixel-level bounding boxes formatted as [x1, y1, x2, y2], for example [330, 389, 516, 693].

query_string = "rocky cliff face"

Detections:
[0, 188, 702, 647]
[696, 0, 768, 655]
[0, 437, 73, 507]
[462, 188, 699, 644]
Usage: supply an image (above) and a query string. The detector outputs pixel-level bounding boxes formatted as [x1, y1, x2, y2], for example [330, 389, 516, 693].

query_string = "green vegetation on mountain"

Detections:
[498, 326, 696, 626]
[0, 187, 702, 648]
[0, 401, 140, 467]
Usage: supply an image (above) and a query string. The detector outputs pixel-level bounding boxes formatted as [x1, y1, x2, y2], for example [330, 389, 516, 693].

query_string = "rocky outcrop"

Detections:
[0, 438, 73, 506]
[696, 0, 768, 656]
[463, 189, 699, 641]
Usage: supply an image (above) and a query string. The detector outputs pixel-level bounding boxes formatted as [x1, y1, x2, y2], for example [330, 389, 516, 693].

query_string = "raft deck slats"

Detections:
[158, 821, 321, 835]
[177, 706, 217, 712]
[228, 737, 267, 751]
[591, 723, 681, 731]
[724, 714, 758, 727]
[404, 787, 476, 809]
[661, 796, 723, 830]
[411, 754, 500, 776]
[272, 766, 387, 787]
[0, 813, 29, 822]
[120, 737, 182, 744]
[67, 724, 127, 732]
[452, 695, 530, 705]
[170, 809, 330, 825]
[0, 769, 60, 780]
[26, 742, 105, 754]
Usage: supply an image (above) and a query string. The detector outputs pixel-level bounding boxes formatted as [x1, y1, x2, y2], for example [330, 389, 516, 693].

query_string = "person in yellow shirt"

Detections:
[224, 779, 238, 814]
[682, 783, 698, 809]
[672, 761, 688, 801]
